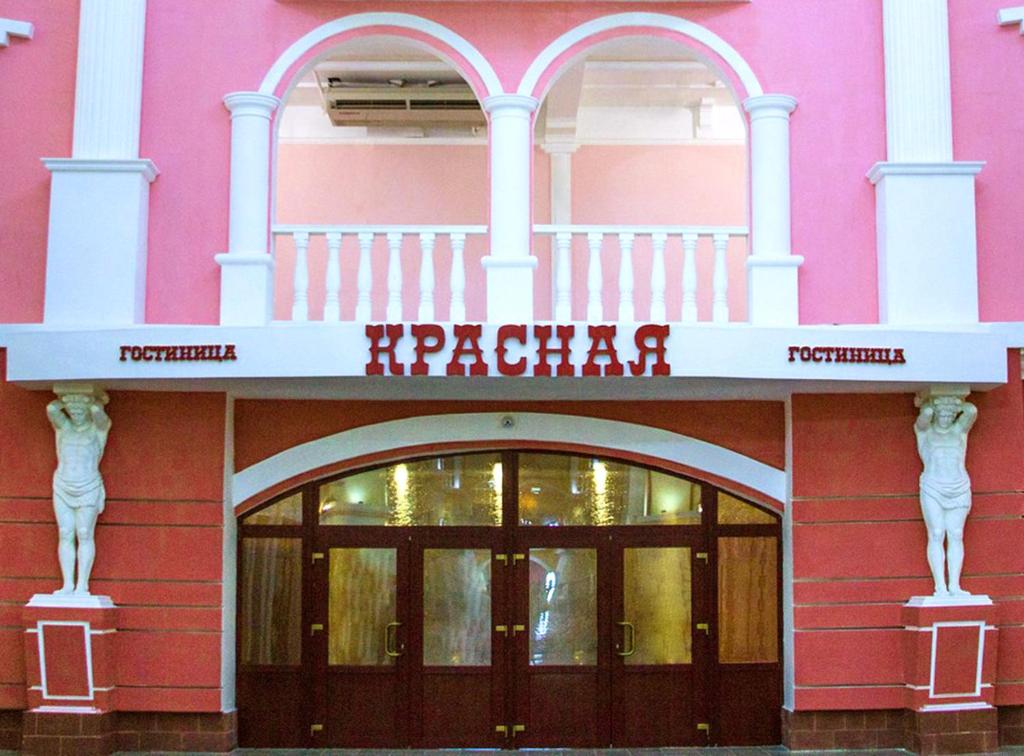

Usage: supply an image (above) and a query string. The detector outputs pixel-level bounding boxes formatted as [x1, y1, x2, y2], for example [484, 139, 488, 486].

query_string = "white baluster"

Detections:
[712, 233, 730, 323]
[323, 232, 342, 322]
[291, 231, 310, 322]
[681, 232, 699, 323]
[617, 232, 635, 322]
[449, 233, 466, 322]
[650, 233, 667, 322]
[355, 232, 373, 322]
[419, 232, 436, 322]
[554, 231, 573, 322]
[386, 232, 403, 322]
[586, 232, 604, 322]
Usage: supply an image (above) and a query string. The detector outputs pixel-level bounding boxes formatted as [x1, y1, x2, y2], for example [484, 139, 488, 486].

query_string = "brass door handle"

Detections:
[384, 621, 403, 657]
[496, 624, 508, 637]
[616, 621, 636, 657]
[310, 623, 324, 636]
[511, 624, 526, 637]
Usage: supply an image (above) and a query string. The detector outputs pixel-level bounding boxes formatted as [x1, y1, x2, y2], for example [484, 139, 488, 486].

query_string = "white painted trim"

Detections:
[920, 701, 992, 712]
[517, 13, 763, 99]
[259, 13, 503, 98]
[0, 18, 33, 46]
[220, 395, 237, 713]
[998, 7, 1024, 34]
[232, 411, 785, 508]
[41, 158, 158, 182]
[928, 621, 985, 699]
[37, 620, 95, 702]
[867, 161, 985, 184]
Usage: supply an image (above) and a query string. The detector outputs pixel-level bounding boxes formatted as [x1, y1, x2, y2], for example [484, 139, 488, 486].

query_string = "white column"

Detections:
[482, 95, 540, 322]
[386, 232, 404, 322]
[681, 233, 698, 323]
[712, 233, 730, 324]
[290, 231, 310, 322]
[743, 94, 802, 326]
[871, 0, 982, 325]
[586, 232, 604, 323]
[418, 232, 436, 322]
[43, 0, 157, 325]
[554, 232, 573, 322]
[215, 92, 280, 325]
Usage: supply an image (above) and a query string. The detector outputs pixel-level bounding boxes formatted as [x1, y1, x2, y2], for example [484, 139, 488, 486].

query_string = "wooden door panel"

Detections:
[237, 668, 306, 747]
[518, 669, 602, 747]
[325, 669, 403, 747]
[420, 670, 499, 747]
[716, 663, 782, 745]
[613, 667, 696, 746]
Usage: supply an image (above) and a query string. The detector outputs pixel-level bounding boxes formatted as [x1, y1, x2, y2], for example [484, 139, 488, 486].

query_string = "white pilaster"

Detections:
[883, 0, 952, 163]
[215, 92, 280, 326]
[872, 0, 983, 325]
[743, 94, 802, 326]
[482, 94, 539, 322]
[42, 0, 156, 326]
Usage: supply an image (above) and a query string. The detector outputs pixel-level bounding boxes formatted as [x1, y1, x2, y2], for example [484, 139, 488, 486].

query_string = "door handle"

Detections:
[696, 622, 710, 636]
[495, 624, 508, 637]
[384, 621, 403, 657]
[511, 624, 526, 637]
[616, 621, 636, 657]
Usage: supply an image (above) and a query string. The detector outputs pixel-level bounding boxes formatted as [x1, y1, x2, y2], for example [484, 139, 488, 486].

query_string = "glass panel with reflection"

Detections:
[519, 453, 700, 526]
[319, 453, 503, 526]
[528, 548, 597, 665]
[623, 547, 691, 665]
[244, 493, 302, 526]
[718, 537, 779, 663]
[717, 492, 777, 525]
[239, 537, 303, 665]
[328, 548, 397, 665]
[423, 549, 491, 666]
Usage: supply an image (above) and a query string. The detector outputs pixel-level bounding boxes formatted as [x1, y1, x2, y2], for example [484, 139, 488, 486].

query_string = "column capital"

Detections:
[743, 94, 798, 118]
[482, 93, 540, 116]
[223, 91, 280, 119]
[541, 140, 579, 155]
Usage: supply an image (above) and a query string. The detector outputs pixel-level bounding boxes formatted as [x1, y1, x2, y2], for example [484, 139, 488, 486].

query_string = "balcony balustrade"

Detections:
[272, 223, 748, 324]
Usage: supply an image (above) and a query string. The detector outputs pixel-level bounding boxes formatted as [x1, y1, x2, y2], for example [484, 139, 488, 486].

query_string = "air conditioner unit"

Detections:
[322, 81, 486, 128]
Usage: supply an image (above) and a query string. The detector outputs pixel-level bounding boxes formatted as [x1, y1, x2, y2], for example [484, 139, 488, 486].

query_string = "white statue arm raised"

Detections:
[957, 401, 978, 433]
[46, 400, 68, 430]
[914, 400, 934, 433]
[90, 396, 112, 445]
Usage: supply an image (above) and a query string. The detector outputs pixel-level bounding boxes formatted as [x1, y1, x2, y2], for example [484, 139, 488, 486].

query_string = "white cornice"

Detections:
[42, 158, 159, 182]
[0, 18, 32, 47]
[867, 160, 984, 184]
[998, 6, 1024, 34]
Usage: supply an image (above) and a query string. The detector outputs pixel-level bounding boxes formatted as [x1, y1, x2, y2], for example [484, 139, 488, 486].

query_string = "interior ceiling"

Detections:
[281, 35, 743, 142]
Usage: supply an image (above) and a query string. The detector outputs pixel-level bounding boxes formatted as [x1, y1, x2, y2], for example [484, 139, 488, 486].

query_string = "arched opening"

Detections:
[236, 449, 781, 748]
[272, 34, 490, 322]
[532, 35, 749, 323]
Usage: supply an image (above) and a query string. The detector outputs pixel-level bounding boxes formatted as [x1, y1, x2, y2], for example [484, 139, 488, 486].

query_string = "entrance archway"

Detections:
[236, 448, 781, 748]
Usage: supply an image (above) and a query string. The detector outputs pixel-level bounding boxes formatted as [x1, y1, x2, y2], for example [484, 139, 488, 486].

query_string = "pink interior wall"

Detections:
[3, 1, 1021, 325]
[0, 1, 78, 323]
[537, 144, 748, 322]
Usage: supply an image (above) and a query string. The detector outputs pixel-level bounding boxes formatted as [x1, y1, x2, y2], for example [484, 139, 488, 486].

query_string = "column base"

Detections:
[482, 255, 538, 322]
[216, 252, 275, 325]
[746, 254, 803, 326]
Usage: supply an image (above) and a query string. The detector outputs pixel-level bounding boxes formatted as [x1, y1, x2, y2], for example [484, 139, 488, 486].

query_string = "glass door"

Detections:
[610, 534, 708, 746]
[312, 537, 409, 747]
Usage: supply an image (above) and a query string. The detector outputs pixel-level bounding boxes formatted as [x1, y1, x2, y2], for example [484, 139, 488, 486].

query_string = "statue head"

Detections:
[61, 394, 92, 426]
[933, 396, 961, 429]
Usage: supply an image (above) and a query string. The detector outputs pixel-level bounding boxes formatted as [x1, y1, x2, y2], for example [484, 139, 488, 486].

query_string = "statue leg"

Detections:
[72, 507, 100, 596]
[920, 492, 947, 595]
[944, 507, 971, 596]
[52, 501, 75, 595]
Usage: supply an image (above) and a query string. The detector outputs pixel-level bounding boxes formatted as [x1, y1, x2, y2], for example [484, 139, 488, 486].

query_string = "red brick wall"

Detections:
[791, 351, 1024, 710]
[0, 351, 228, 712]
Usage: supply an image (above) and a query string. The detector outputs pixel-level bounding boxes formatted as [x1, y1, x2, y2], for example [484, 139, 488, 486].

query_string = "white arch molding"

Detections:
[232, 412, 786, 509]
[517, 12, 764, 99]
[258, 12, 504, 98]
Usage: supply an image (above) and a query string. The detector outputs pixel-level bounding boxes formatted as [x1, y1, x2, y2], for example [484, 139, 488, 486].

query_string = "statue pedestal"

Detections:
[20, 594, 118, 753]
[902, 595, 1000, 752]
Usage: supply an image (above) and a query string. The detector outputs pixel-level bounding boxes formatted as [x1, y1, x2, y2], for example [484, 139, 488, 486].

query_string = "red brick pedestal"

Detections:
[901, 594, 1000, 754]
[19, 594, 118, 755]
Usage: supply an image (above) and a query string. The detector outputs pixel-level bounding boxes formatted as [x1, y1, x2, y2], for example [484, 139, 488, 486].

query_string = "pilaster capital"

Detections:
[52, 383, 108, 403]
[743, 94, 798, 119]
[482, 94, 540, 117]
[223, 91, 280, 119]
[915, 384, 971, 406]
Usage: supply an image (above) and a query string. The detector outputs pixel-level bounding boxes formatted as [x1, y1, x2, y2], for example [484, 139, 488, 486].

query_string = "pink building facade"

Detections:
[1, 0, 1023, 752]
